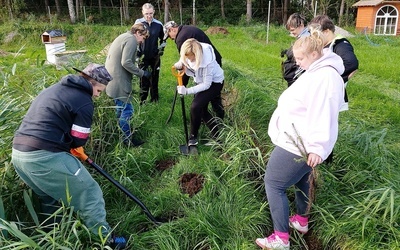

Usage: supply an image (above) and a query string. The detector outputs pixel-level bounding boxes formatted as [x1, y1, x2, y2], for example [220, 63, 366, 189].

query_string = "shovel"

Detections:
[70, 147, 162, 225]
[171, 67, 198, 156]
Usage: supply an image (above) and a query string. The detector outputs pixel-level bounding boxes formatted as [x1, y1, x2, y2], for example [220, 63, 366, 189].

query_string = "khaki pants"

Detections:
[11, 148, 110, 236]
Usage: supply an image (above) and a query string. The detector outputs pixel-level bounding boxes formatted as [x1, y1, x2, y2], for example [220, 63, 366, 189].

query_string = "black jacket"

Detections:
[13, 75, 94, 152]
[137, 18, 164, 59]
[329, 37, 359, 83]
[175, 25, 222, 66]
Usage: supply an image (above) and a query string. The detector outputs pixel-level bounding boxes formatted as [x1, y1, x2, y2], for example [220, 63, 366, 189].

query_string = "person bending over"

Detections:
[173, 38, 224, 146]
[11, 63, 127, 248]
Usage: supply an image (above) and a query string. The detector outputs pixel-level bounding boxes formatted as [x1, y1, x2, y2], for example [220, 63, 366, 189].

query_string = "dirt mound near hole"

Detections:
[155, 159, 176, 171]
[179, 173, 205, 197]
[206, 27, 229, 35]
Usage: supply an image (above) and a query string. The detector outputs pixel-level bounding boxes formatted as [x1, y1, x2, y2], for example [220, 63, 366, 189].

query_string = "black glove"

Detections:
[143, 70, 151, 79]
[158, 49, 164, 56]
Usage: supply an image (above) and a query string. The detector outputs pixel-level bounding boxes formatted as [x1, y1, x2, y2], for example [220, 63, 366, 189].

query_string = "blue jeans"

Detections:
[114, 99, 134, 139]
[11, 149, 111, 236]
[264, 146, 312, 233]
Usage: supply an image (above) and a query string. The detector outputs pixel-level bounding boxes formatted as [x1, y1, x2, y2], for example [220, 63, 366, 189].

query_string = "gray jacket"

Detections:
[105, 31, 145, 102]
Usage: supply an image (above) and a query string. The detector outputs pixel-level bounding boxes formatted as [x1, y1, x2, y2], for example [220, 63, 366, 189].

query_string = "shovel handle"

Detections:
[171, 66, 184, 86]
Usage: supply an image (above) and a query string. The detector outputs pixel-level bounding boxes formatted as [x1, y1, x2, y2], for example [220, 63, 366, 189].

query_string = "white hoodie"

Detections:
[182, 43, 224, 94]
[268, 49, 345, 160]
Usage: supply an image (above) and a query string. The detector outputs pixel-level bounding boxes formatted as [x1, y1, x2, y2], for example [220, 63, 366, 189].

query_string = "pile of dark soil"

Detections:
[179, 173, 205, 197]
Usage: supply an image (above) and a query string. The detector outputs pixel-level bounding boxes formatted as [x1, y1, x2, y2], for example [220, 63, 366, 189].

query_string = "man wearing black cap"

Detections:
[11, 63, 127, 248]
[163, 21, 224, 121]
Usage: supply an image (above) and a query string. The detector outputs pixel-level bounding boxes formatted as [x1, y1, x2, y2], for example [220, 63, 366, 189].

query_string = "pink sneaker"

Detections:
[289, 215, 309, 234]
[255, 233, 290, 250]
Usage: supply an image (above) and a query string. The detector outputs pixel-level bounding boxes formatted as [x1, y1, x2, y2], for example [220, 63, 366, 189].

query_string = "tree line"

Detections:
[1, 0, 359, 26]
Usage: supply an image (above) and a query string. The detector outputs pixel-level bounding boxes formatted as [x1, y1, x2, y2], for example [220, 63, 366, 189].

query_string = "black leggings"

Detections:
[190, 82, 224, 138]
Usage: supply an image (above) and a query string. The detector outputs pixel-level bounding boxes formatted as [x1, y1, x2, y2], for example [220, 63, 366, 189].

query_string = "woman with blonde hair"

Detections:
[256, 29, 344, 249]
[174, 38, 224, 146]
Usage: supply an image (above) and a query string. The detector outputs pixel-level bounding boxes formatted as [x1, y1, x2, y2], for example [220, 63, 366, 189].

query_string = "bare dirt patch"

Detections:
[155, 159, 176, 172]
[179, 173, 205, 197]
[206, 27, 229, 35]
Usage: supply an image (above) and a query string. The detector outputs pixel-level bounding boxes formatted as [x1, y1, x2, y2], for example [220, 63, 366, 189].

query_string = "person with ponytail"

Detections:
[256, 28, 345, 250]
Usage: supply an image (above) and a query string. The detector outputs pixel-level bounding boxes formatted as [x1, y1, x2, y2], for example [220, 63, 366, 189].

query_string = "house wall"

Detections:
[355, 4, 400, 35]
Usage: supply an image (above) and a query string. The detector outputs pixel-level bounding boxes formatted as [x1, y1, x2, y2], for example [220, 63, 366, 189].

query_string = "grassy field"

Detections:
[1, 20, 400, 249]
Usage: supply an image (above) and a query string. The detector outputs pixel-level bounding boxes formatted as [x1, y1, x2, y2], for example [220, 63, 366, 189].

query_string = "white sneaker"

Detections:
[289, 215, 309, 234]
[255, 233, 290, 250]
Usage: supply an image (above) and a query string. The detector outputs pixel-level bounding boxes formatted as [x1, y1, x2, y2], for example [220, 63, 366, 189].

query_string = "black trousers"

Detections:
[190, 82, 224, 139]
[183, 75, 225, 120]
[140, 56, 161, 102]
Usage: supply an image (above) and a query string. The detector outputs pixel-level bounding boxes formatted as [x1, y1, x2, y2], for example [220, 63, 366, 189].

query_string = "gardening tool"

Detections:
[165, 88, 178, 124]
[70, 147, 162, 226]
[171, 66, 198, 156]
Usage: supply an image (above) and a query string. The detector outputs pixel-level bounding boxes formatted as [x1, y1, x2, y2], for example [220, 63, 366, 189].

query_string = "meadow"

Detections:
[1, 20, 400, 249]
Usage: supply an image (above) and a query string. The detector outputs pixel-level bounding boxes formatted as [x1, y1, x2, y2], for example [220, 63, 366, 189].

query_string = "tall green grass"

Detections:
[1, 21, 399, 249]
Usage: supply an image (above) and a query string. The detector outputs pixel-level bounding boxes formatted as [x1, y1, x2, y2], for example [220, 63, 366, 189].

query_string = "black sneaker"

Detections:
[107, 235, 127, 249]
[188, 138, 198, 146]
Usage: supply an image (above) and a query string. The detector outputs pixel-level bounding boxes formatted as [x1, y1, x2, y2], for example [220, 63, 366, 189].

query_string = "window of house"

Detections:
[375, 5, 398, 35]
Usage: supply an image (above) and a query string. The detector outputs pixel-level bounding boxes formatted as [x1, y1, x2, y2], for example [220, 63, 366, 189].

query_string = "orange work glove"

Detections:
[70, 146, 89, 162]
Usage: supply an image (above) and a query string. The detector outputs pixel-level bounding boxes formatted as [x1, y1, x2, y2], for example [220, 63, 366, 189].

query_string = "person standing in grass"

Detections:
[105, 23, 150, 147]
[11, 63, 127, 249]
[282, 13, 310, 87]
[308, 15, 359, 164]
[134, 3, 165, 104]
[163, 20, 224, 121]
[308, 14, 359, 112]
[256, 29, 344, 250]
[173, 38, 224, 146]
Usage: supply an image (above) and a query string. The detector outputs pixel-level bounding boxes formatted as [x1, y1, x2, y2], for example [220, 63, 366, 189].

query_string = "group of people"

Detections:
[256, 13, 358, 250]
[10, 5, 358, 249]
[105, 3, 225, 148]
[10, 3, 225, 249]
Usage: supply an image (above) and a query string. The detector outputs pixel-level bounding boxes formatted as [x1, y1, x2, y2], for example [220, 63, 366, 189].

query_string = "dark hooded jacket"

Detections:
[13, 74, 94, 152]
[175, 25, 222, 66]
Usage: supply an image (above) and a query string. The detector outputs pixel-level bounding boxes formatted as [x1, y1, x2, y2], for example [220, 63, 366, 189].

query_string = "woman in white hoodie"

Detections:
[256, 29, 344, 250]
[174, 38, 224, 146]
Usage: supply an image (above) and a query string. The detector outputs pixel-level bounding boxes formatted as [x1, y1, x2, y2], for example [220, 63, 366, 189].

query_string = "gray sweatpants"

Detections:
[264, 146, 312, 233]
[11, 148, 111, 235]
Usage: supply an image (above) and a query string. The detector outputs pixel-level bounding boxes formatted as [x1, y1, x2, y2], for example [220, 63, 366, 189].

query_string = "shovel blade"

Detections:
[179, 145, 198, 155]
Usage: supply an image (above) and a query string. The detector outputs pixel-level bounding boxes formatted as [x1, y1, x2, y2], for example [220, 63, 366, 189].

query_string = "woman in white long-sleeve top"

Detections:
[256, 29, 345, 250]
[174, 38, 224, 146]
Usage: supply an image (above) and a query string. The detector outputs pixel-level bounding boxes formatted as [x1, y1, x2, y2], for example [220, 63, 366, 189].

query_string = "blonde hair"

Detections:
[293, 28, 324, 55]
[180, 38, 203, 70]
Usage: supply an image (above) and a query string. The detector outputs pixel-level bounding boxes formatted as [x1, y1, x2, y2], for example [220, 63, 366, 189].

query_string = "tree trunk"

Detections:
[67, 0, 76, 23]
[55, 0, 61, 15]
[164, 0, 169, 23]
[98, 0, 102, 15]
[7, 0, 13, 19]
[179, 0, 182, 24]
[121, 0, 129, 21]
[283, 0, 289, 25]
[192, 0, 196, 25]
[338, 0, 345, 26]
[75, 0, 79, 21]
[221, 0, 225, 19]
[44, 0, 49, 11]
[246, 0, 252, 23]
